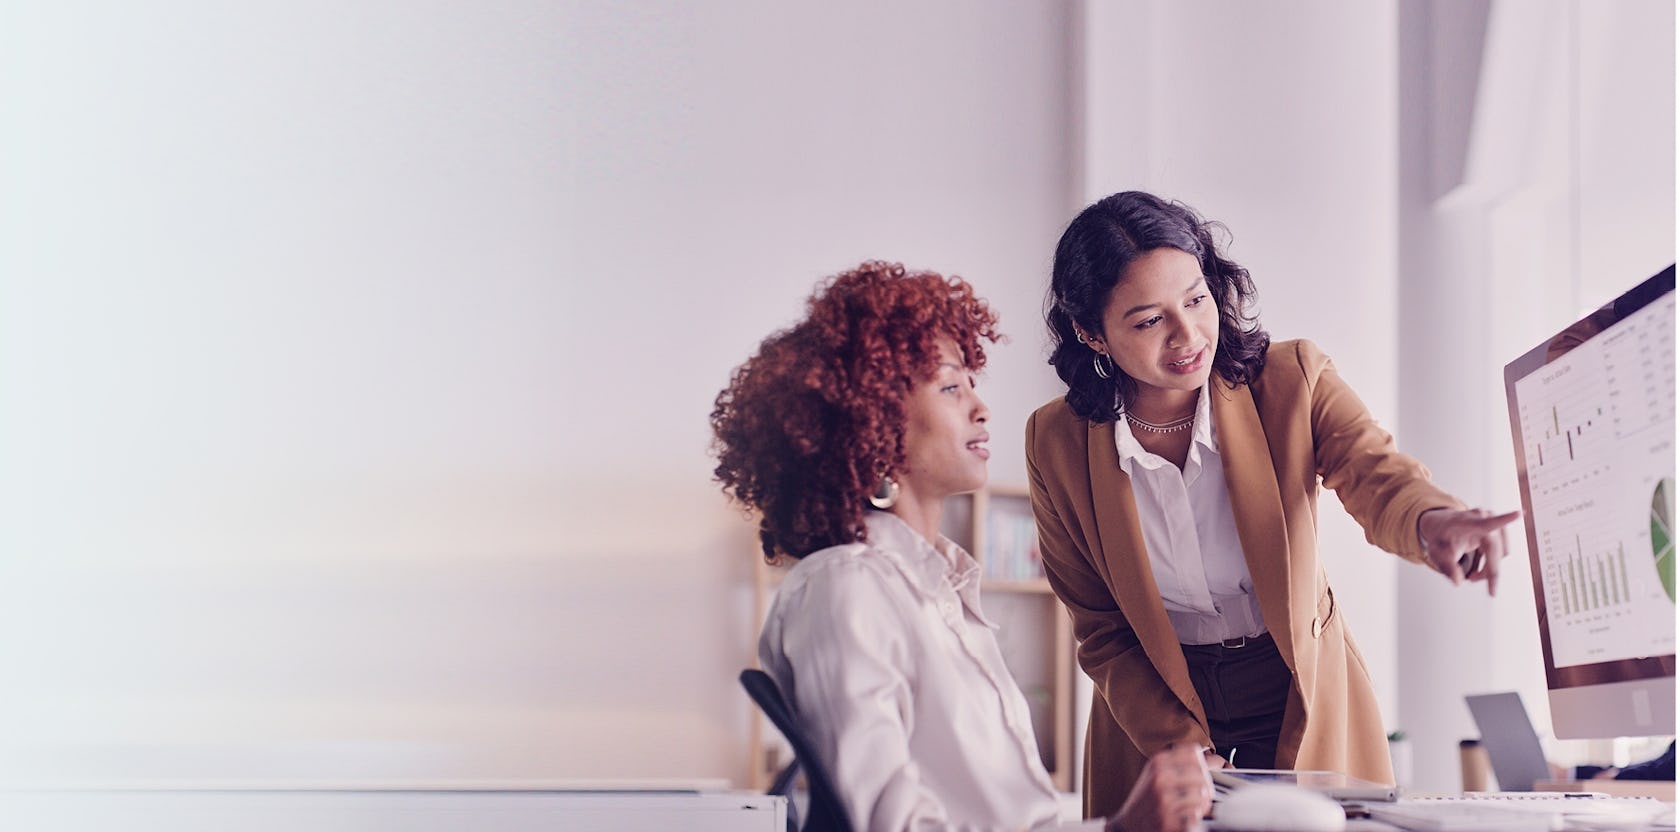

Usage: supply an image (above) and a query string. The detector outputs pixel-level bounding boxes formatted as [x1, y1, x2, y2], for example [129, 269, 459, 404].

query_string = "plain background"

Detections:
[0, 0, 1672, 797]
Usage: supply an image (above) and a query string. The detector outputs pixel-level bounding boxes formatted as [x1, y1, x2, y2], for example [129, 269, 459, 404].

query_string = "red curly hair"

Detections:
[710, 261, 1002, 562]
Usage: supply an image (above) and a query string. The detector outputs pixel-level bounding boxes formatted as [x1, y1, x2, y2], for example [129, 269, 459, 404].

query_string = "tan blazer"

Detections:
[1025, 339, 1463, 818]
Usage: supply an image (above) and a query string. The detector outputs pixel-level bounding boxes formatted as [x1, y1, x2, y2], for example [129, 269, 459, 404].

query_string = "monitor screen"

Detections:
[1502, 264, 1677, 740]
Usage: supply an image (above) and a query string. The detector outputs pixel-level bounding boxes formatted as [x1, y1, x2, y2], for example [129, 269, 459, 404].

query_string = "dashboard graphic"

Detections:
[1511, 291, 1676, 669]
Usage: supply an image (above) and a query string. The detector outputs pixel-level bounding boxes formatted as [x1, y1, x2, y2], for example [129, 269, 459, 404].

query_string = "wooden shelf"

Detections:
[944, 485, 1078, 794]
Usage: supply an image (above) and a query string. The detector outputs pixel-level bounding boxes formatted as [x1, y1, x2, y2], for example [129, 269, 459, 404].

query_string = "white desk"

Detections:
[1207, 790, 1676, 831]
[0, 782, 786, 832]
[1352, 794, 1674, 831]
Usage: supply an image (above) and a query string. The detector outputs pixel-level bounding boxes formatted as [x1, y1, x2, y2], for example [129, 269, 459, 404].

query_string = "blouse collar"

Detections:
[863, 510, 995, 628]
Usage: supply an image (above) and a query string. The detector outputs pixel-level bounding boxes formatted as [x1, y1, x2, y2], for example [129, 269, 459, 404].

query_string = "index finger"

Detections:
[1476, 509, 1523, 531]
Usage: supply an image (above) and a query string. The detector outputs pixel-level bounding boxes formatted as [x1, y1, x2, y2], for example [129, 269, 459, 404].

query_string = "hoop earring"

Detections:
[1092, 351, 1115, 380]
[868, 474, 900, 510]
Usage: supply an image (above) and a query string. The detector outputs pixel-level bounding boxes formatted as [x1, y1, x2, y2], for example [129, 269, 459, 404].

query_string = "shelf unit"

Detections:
[948, 483, 1078, 794]
[746, 484, 1080, 794]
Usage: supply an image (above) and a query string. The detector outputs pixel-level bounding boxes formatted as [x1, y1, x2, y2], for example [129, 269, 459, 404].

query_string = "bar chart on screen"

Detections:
[1516, 292, 1678, 669]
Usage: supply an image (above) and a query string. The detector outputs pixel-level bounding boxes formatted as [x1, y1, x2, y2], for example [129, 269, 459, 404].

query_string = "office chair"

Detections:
[739, 669, 854, 832]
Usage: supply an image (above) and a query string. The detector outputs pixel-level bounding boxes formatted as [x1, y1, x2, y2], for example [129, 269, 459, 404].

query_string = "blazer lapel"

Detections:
[1086, 419, 1205, 719]
[1211, 380, 1297, 669]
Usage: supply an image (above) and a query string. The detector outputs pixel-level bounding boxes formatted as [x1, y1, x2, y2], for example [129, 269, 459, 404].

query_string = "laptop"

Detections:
[1466, 692, 1553, 791]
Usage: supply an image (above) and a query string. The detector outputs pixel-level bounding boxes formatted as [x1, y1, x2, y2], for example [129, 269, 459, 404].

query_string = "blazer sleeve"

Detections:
[1296, 340, 1465, 563]
[1025, 408, 1212, 754]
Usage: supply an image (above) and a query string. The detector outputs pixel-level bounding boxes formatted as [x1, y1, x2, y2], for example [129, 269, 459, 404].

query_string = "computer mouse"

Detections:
[1214, 783, 1346, 832]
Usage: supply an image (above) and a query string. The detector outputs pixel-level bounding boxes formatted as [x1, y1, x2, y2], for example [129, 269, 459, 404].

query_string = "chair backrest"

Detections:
[740, 669, 855, 832]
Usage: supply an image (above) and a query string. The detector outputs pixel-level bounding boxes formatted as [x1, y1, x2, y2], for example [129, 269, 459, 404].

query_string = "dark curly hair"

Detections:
[710, 261, 1002, 562]
[1046, 191, 1270, 422]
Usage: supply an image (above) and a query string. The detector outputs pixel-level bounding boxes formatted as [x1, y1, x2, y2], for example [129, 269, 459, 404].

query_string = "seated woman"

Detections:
[711, 261, 1213, 832]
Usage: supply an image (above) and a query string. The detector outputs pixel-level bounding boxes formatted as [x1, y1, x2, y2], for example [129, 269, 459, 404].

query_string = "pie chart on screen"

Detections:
[1654, 478, 1675, 603]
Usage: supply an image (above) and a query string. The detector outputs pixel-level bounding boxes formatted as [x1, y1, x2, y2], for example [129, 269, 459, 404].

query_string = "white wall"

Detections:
[0, 1, 1073, 784]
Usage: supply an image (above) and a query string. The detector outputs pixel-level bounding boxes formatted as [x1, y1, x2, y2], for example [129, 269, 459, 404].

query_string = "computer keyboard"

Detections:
[1365, 801, 1560, 831]
[1361, 794, 1673, 831]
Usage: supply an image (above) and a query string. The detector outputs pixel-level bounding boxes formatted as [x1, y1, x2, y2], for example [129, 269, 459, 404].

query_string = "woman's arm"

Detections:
[772, 562, 955, 831]
[1301, 340, 1522, 593]
[1299, 340, 1464, 561]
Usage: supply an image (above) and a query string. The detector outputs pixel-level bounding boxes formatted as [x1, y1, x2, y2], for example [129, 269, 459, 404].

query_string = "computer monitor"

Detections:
[1502, 264, 1677, 740]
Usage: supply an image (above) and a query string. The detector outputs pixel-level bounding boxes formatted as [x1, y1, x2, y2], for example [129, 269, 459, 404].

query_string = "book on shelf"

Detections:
[984, 509, 1044, 582]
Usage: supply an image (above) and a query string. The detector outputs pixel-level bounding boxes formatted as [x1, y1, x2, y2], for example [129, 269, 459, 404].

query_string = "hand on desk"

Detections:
[1107, 744, 1214, 832]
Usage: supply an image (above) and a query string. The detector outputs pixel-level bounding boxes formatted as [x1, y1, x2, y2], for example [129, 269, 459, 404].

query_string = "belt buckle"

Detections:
[1221, 636, 1247, 649]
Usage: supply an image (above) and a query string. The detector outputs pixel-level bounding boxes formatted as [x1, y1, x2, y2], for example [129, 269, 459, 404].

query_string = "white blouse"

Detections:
[1113, 383, 1266, 645]
[759, 511, 1101, 832]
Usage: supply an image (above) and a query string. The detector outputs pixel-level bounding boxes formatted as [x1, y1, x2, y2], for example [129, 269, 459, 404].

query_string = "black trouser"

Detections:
[1180, 631, 1291, 769]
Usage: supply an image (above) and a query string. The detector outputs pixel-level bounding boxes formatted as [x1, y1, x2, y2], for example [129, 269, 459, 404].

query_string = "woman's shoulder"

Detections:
[1026, 396, 1089, 450]
[778, 539, 914, 606]
[1261, 337, 1327, 366]
[1029, 395, 1076, 423]
[760, 541, 924, 676]
[1255, 338, 1333, 385]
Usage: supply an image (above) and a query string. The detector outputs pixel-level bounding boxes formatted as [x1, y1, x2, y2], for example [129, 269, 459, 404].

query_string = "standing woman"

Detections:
[712, 261, 1212, 832]
[1023, 192, 1519, 817]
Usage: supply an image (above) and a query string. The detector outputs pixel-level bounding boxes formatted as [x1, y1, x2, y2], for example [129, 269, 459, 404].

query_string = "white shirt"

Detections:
[759, 511, 1102, 832]
[1114, 384, 1266, 645]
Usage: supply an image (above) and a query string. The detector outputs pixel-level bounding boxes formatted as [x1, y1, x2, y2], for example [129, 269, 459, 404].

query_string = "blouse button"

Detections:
[1310, 615, 1324, 638]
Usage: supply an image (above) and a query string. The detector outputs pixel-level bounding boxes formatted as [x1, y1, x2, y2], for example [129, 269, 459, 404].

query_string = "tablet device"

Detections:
[1212, 768, 1399, 802]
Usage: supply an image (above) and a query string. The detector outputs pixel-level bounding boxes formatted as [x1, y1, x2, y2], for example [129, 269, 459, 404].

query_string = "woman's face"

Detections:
[1095, 247, 1220, 402]
[897, 339, 990, 502]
